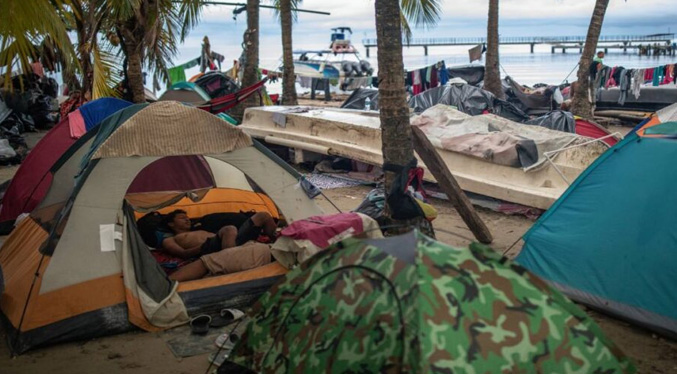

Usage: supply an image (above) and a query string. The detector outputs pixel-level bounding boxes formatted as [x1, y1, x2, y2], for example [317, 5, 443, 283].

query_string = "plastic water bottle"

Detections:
[364, 97, 371, 111]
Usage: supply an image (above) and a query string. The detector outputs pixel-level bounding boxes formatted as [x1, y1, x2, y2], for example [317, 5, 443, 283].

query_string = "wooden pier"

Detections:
[362, 33, 675, 57]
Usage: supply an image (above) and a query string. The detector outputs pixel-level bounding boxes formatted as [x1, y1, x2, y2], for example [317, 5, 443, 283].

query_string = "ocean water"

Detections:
[260, 44, 676, 95]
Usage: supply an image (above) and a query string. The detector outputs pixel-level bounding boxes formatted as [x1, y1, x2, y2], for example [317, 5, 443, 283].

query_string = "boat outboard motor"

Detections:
[342, 62, 356, 77]
[350, 62, 362, 76]
[360, 60, 374, 76]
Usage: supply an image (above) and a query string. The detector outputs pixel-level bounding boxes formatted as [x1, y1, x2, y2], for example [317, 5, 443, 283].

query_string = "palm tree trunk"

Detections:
[120, 25, 146, 104]
[75, 28, 92, 98]
[232, 0, 260, 120]
[124, 41, 146, 103]
[374, 0, 413, 196]
[280, 0, 298, 105]
[571, 0, 609, 119]
[484, 0, 504, 99]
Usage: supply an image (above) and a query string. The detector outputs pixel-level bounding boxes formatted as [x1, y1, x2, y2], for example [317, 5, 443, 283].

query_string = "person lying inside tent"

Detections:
[152, 209, 276, 282]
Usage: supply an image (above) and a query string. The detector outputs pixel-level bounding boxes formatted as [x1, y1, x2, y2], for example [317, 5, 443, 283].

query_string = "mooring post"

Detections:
[530, 43, 534, 53]
[365, 47, 370, 58]
[551, 46, 555, 54]
[324, 79, 331, 102]
[424, 46, 428, 56]
[310, 78, 316, 100]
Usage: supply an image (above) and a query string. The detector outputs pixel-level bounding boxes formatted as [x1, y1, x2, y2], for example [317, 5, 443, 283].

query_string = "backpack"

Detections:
[137, 211, 166, 248]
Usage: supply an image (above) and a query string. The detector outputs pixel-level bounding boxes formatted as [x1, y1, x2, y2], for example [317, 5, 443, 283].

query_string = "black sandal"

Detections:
[190, 315, 211, 335]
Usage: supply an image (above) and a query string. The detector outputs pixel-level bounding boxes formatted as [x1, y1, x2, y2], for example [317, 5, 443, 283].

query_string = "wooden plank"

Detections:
[411, 126, 493, 244]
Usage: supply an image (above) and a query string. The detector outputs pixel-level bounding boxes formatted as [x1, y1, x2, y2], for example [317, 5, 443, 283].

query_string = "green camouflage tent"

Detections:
[228, 231, 634, 374]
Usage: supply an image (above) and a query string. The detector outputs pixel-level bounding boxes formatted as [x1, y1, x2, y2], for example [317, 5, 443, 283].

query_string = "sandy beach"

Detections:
[1, 134, 676, 372]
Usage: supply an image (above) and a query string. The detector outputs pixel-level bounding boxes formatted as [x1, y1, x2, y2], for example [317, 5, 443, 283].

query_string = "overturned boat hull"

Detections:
[241, 107, 608, 210]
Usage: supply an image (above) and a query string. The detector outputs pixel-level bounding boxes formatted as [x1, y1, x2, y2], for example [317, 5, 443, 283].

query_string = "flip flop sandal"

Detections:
[190, 315, 211, 335]
[208, 351, 230, 367]
[214, 332, 240, 349]
[221, 308, 245, 323]
[210, 308, 245, 327]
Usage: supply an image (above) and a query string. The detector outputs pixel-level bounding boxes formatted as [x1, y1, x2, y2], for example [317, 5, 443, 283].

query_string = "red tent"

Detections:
[0, 116, 74, 233]
[0, 99, 134, 233]
[575, 119, 618, 146]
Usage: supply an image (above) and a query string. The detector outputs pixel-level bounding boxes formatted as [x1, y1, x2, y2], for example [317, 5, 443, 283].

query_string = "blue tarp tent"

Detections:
[79, 97, 133, 131]
[517, 122, 677, 338]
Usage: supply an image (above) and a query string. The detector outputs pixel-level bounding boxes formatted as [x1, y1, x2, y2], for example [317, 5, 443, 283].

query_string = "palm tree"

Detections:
[67, 0, 123, 100]
[0, 0, 78, 91]
[2, 0, 203, 103]
[231, 0, 261, 119]
[571, 0, 610, 118]
[111, 0, 203, 103]
[484, 0, 504, 99]
[375, 0, 441, 210]
[275, 0, 299, 106]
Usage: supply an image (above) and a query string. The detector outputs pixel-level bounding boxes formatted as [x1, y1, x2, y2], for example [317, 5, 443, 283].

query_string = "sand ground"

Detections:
[1, 114, 676, 373]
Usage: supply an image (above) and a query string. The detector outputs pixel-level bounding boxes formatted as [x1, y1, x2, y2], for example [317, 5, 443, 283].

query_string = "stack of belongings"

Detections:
[409, 82, 528, 122]
[0, 73, 59, 164]
[502, 76, 563, 115]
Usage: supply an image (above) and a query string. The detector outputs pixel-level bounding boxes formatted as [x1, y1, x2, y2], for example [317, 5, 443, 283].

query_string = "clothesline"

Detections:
[404, 61, 450, 95]
[592, 61, 676, 104]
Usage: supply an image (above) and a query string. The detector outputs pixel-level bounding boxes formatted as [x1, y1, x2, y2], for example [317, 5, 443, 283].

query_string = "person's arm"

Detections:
[161, 237, 202, 259]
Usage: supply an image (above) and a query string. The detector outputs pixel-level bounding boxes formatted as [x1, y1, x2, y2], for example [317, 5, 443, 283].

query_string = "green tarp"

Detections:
[168, 66, 187, 86]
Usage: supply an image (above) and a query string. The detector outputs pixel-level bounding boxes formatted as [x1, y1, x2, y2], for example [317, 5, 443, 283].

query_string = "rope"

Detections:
[319, 189, 343, 213]
[561, 63, 579, 85]
[499, 63, 510, 78]
[204, 316, 246, 374]
[11, 252, 48, 355]
[502, 237, 523, 256]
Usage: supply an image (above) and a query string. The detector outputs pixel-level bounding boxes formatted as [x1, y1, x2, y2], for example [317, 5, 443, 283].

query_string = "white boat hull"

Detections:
[241, 106, 607, 210]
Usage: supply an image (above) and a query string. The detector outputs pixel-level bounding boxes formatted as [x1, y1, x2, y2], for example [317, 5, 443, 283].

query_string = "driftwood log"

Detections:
[411, 126, 493, 244]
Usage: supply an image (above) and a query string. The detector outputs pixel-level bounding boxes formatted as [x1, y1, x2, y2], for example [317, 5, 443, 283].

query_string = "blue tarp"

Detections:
[517, 128, 677, 338]
[79, 98, 133, 131]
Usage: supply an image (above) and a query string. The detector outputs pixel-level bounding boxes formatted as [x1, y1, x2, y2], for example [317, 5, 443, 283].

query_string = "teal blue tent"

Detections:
[159, 82, 211, 104]
[517, 122, 677, 338]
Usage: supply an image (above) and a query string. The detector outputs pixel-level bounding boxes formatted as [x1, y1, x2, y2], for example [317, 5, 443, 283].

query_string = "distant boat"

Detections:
[292, 27, 373, 89]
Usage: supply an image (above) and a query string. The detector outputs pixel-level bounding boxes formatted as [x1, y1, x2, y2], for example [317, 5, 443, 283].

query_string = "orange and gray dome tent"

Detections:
[627, 102, 677, 137]
[0, 101, 325, 353]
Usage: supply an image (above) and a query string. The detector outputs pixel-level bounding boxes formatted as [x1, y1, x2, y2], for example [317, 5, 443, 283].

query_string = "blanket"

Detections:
[271, 213, 382, 268]
[411, 104, 578, 170]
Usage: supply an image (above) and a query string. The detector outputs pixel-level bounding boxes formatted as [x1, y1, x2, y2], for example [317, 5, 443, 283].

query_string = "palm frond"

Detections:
[174, 0, 205, 42]
[269, 0, 303, 23]
[92, 42, 122, 99]
[106, 0, 141, 24]
[400, 12, 413, 43]
[400, 0, 442, 29]
[0, 0, 79, 90]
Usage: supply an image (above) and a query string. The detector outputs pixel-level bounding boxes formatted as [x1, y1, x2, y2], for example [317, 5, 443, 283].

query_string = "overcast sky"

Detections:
[175, 0, 675, 71]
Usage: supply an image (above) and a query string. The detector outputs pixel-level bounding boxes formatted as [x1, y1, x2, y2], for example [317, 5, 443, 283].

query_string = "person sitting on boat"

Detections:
[593, 51, 605, 64]
[155, 209, 276, 281]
